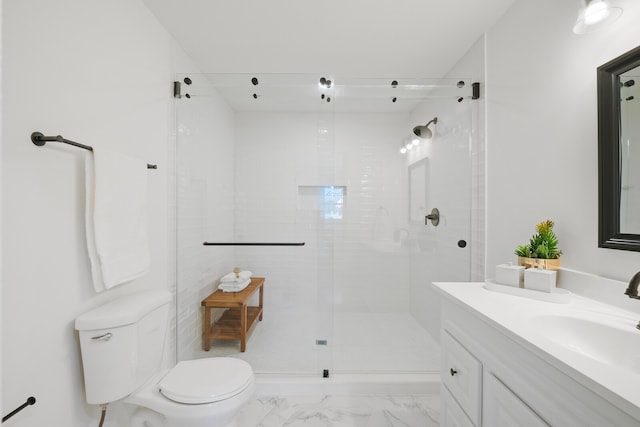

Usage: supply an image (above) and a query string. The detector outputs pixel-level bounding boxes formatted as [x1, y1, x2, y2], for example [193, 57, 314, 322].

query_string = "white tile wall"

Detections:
[234, 111, 411, 308]
[232, 111, 415, 372]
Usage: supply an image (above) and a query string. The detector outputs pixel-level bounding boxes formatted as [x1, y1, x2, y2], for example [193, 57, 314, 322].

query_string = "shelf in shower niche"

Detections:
[203, 242, 305, 246]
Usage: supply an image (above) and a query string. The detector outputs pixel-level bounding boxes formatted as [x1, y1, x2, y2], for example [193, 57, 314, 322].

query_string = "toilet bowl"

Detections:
[126, 358, 255, 427]
[75, 290, 254, 427]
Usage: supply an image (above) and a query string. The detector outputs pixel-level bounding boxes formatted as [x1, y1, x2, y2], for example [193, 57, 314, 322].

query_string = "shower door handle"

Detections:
[425, 208, 440, 226]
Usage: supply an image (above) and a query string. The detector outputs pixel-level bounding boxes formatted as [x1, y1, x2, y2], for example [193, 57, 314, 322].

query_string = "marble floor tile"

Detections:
[238, 394, 440, 427]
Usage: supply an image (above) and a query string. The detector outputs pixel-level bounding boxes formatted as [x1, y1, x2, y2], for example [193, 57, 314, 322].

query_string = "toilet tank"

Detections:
[75, 290, 172, 405]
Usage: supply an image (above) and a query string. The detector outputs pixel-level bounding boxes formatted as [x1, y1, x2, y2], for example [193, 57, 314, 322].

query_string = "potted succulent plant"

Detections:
[514, 220, 562, 270]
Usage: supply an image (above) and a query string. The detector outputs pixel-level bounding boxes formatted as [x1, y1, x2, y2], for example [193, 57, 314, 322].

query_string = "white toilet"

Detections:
[75, 290, 254, 427]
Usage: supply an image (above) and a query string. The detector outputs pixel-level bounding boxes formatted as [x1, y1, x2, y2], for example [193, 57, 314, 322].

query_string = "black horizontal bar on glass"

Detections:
[203, 242, 305, 246]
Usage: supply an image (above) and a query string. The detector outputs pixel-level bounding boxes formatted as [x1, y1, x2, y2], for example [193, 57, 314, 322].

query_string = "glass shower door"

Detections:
[174, 73, 335, 376]
[407, 92, 474, 349]
[326, 78, 474, 374]
[174, 74, 475, 377]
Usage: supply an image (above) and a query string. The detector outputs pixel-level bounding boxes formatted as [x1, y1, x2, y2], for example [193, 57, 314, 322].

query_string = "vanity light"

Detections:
[573, 0, 622, 34]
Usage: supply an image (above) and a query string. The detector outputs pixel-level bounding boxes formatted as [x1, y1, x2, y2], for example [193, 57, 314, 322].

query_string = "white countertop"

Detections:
[432, 281, 640, 421]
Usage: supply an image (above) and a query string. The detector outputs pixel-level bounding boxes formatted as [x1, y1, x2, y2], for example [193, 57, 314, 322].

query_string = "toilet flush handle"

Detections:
[91, 332, 113, 342]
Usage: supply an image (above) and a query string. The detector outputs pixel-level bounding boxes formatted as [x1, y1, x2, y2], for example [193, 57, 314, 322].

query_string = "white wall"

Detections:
[1, 1, 198, 425]
[486, 1, 640, 290]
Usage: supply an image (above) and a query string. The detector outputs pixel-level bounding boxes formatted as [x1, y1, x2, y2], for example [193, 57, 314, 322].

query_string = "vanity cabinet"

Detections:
[441, 385, 475, 427]
[483, 373, 548, 427]
[441, 331, 482, 426]
[439, 298, 639, 427]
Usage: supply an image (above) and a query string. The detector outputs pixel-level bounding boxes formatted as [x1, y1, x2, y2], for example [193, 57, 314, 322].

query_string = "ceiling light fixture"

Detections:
[573, 0, 622, 35]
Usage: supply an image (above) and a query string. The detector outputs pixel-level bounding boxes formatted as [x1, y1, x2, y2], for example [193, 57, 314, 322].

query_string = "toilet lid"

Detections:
[158, 358, 253, 404]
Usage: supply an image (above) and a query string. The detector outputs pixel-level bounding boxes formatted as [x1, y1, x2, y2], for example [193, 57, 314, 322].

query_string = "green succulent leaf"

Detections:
[514, 220, 562, 259]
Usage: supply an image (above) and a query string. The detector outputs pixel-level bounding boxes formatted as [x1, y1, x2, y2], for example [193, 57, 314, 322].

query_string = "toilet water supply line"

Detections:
[98, 404, 108, 427]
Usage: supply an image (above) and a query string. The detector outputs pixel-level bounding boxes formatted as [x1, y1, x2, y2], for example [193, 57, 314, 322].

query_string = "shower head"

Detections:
[412, 117, 438, 140]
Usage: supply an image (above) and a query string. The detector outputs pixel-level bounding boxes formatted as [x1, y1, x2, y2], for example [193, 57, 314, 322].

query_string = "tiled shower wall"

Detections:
[233, 112, 412, 305]
[233, 111, 412, 372]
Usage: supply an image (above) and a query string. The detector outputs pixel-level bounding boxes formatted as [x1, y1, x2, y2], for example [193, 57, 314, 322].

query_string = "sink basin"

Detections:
[530, 314, 640, 374]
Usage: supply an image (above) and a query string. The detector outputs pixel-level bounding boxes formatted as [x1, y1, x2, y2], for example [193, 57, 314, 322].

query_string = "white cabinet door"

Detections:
[442, 330, 483, 426]
[441, 385, 476, 427]
[484, 373, 549, 427]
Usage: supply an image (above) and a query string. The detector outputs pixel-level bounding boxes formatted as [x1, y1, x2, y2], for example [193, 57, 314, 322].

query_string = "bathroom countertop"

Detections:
[432, 282, 640, 421]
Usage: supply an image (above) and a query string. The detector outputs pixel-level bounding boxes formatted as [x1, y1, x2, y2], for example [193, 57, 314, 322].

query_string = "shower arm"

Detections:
[423, 117, 438, 127]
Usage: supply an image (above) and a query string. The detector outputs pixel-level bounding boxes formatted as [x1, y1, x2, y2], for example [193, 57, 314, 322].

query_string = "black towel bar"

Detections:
[31, 132, 157, 169]
[203, 242, 305, 246]
[2, 396, 36, 423]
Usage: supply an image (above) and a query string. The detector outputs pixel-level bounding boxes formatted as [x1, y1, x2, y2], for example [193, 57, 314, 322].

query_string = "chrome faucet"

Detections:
[624, 271, 640, 330]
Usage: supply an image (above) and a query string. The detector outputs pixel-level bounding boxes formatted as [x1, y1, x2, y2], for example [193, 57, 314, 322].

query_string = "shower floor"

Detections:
[195, 311, 440, 375]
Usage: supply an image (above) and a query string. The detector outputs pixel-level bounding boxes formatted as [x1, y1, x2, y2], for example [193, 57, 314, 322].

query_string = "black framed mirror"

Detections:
[598, 45, 640, 251]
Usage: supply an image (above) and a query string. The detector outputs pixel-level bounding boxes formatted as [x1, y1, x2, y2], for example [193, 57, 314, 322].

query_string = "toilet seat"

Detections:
[158, 358, 254, 404]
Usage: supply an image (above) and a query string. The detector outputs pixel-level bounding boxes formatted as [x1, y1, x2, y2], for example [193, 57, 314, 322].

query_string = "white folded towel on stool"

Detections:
[220, 270, 253, 283]
[219, 278, 251, 293]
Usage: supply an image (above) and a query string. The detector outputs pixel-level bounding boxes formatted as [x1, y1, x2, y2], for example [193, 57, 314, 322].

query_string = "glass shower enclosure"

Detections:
[174, 74, 476, 377]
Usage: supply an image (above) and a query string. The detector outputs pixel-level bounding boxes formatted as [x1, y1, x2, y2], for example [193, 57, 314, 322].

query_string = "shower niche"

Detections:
[174, 74, 476, 377]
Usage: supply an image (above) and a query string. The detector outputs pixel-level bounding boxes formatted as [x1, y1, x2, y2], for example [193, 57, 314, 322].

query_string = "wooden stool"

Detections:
[201, 277, 264, 352]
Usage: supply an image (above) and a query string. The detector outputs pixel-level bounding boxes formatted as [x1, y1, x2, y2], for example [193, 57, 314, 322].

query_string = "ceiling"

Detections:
[142, 0, 515, 79]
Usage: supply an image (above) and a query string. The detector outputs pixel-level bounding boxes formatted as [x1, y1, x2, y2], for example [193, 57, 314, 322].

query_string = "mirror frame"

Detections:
[598, 45, 640, 251]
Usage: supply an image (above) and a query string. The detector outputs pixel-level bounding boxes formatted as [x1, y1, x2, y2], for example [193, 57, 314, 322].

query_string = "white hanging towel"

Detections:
[85, 148, 150, 292]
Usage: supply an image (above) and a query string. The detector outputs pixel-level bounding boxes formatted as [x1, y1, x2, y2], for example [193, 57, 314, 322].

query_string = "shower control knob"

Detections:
[425, 208, 440, 226]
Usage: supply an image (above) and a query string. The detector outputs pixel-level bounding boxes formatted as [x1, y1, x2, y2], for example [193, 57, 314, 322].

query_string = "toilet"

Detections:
[75, 290, 254, 427]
